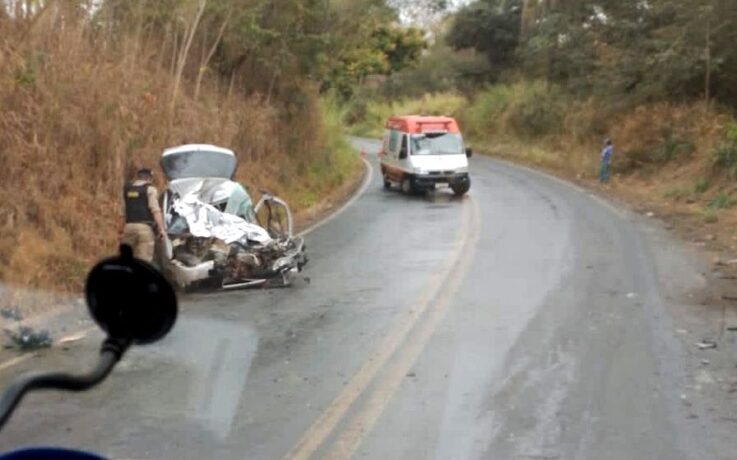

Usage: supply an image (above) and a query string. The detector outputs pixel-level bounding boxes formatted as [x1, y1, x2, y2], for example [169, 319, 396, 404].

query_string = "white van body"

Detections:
[379, 116, 471, 196]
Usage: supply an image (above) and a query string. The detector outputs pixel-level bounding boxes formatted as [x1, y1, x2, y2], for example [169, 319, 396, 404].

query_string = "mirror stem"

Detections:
[0, 337, 132, 430]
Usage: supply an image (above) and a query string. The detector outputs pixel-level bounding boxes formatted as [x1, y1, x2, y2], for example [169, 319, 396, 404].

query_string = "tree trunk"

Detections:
[194, 10, 230, 101]
[170, 0, 207, 116]
[226, 70, 237, 104]
[265, 69, 278, 106]
[705, 17, 711, 111]
[169, 27, 180, 77]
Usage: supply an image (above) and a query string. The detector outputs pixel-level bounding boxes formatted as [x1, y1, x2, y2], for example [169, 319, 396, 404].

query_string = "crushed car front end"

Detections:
[157, 145, 307, 290]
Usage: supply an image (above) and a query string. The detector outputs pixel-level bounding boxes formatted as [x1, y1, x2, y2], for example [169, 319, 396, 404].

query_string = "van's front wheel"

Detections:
[451, 181, 470, 197]
[401, 176, 414, 194]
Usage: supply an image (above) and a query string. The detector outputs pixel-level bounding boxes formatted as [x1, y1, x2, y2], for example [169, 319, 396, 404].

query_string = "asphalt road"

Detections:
[0, 138, 724, 459]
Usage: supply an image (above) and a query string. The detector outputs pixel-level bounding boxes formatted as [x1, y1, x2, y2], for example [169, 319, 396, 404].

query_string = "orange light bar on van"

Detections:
[385, 116, 461, 134]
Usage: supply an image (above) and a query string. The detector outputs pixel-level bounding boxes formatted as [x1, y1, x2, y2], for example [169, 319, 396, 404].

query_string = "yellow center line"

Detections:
[325, 198, 481, 460]
[283, 197, 480, 460]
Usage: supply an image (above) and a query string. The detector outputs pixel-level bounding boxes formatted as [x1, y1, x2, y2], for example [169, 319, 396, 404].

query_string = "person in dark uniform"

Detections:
[120, 168, 165, 262]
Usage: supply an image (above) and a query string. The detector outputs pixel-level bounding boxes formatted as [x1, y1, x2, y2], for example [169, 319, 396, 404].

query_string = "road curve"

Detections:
[0, 138, 716, 459]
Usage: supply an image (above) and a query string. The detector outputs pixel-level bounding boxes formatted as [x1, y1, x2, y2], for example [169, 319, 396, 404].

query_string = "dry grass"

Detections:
[0, 22, 358, 294]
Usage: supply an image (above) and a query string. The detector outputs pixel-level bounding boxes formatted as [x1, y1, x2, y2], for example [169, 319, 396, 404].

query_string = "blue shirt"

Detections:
[601, 145, 613, 162]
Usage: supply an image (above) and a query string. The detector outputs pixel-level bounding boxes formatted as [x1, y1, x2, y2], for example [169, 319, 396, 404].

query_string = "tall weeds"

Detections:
[0, 12, 358, 292]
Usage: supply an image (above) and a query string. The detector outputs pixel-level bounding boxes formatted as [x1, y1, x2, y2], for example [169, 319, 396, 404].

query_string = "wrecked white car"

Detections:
[157, 144, 307, 290]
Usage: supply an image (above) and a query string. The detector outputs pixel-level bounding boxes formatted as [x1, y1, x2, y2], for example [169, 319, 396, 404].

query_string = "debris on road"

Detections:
[58, 331, 87, 344]
[626, 292, 638, 299]
[4, 326, 52, 350]
[406, 371, 417, 378]
[696, 340, 718, 350]
[0, 308, 22, 322]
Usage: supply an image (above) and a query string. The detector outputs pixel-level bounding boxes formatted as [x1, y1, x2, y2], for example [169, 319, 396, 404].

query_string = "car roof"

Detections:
[385, 115, 461, 134]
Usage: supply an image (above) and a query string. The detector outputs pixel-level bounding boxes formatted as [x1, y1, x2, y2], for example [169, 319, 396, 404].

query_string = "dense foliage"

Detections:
[448, 0, 737, 107]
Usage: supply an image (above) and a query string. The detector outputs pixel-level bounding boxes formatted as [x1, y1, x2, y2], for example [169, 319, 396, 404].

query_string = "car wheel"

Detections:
[451, 181, 470, 196]
[401, 176, 413, 194]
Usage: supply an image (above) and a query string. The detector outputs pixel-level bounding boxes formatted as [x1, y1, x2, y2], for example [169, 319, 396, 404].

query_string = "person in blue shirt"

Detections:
[599, 139, 613, 183]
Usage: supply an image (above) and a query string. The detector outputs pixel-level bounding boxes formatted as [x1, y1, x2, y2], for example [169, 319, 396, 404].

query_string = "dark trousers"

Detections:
[599, 160, 610, 183]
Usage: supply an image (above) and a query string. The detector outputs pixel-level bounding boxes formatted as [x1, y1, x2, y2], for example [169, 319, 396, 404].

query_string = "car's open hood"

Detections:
[161, 144, 237, 181]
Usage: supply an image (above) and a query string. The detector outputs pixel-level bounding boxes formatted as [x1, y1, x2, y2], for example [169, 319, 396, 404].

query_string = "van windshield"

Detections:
[411, 132, 463, 155]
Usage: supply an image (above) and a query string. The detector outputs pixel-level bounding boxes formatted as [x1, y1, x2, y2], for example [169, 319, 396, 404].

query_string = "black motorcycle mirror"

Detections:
[86, 244, 177, 344]
[0, 245, 177, 430]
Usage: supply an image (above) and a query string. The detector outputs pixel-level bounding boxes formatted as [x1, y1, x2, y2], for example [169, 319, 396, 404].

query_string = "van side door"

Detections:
[383, 129, 398, 177]
[380, 130, 391, 161]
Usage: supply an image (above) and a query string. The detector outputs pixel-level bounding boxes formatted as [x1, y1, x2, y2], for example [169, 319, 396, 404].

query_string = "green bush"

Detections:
[694, 177, 710, 194]
[345, 92, 467, 138]
[663, 187, 689, 200]
[707, 192, 736, 210]
[704, 210, 719, 223]
[713, 123, 737, 179]
[463, 81, 566, 139]
[652, 133, 694, 163]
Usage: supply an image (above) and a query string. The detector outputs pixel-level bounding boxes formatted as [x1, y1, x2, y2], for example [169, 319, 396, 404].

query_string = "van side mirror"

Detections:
[399, 147, 408, 160]
[466, 148, 473, 158]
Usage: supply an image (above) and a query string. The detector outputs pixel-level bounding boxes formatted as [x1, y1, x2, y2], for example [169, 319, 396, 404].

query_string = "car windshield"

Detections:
[411, 132, 463, 155]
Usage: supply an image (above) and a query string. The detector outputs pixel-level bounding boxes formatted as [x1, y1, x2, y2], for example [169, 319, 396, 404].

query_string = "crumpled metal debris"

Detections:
[696, 340, 717, 350]
[172, 194, 271, 245]
[5, 326, 52, 350]
[0, 308, 22, 322]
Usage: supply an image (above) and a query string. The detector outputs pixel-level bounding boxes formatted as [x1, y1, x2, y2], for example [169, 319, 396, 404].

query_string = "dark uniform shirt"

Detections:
[122, 180, 161, 224]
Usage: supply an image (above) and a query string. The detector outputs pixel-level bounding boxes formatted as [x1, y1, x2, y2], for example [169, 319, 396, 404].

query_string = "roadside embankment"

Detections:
[0, 31, 360, 301]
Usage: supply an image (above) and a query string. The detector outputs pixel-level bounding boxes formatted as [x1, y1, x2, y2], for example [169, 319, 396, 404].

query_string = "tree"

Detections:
[170, 0, 207, 114]
[447, 0, 521, 75]
[389, 0, 450, 27]
[323, 23, 427, 98]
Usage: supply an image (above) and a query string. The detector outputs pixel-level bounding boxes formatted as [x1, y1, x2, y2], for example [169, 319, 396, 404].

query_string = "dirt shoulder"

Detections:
[292, 155, 369, 234]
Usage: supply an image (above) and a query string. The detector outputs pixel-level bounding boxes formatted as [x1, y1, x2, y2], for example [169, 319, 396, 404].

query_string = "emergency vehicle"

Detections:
[379, 115, 471, 196]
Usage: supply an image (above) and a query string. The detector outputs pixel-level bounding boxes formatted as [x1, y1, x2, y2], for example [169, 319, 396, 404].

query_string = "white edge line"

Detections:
[298, 156, 373, 237]
[489, 156, 629, 219]
[0, 355, 32, 372]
